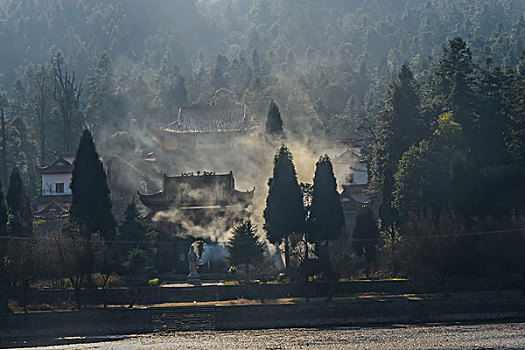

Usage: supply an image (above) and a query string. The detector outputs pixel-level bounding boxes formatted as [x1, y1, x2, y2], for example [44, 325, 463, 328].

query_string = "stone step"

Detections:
[151, 306, 216, 331]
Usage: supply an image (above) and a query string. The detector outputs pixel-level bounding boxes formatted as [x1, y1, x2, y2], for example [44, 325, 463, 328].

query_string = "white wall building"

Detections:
[35, 156, 74, 212]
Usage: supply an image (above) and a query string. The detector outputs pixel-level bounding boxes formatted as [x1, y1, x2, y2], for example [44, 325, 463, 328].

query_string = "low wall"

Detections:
[10, 278, 520, 307]
[1, 296, 524, 347]
[1, 308, 152, 344]
[215, 297, 525, 330]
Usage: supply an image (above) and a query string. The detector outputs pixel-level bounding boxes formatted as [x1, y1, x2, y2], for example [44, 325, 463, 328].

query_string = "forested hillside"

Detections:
[0, 1, 525, 309]
[0, 0, 524, 191]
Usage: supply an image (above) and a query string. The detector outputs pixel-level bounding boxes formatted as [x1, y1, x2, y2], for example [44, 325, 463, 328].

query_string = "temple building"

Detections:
[338, 151, 371, 237]
[139, 171, 254, 272]
[148, 102, 258, 153]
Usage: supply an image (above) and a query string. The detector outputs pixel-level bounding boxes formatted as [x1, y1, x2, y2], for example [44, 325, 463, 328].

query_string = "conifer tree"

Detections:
[508, 52, 525, 165]
[265, 100, 284, 135]
[0, 183, 9, 314]
[0, 178, 8, 313]
[476, 61, 511, 167]
[264, 145, 305, 268]
[118, 198, 153, 259]
[352, 206, 379, 278]
[6, 168, 32, 237]
[308, 155, 345, 243]
[70, 129, 116, 240]
[370, 63, 424, 247]
[434, 38, 476, 142]
[6, 168, 23, 214]
[4, 168, 34, 311]
[226, 220, 264, 272]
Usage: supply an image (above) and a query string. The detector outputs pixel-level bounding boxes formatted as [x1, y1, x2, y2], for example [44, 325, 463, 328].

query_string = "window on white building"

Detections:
[56, 183, 65, 193]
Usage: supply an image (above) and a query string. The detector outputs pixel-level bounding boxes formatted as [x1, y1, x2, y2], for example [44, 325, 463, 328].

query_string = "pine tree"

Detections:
[265, 100, 284, 135]
[308, 155, 345, 243]
[370, 64, 424, 245]
[264, 145, 305, 268]
[70, 129, 116, 240]
[153, 64, 188, 124]
[118, 199, 153, 258]
[476, 60, 511, 167]
[211, 55, 228, 90]
[434, 38, 476, 141]
[508, 52, 525, 165]
[226, 220, 264, 271]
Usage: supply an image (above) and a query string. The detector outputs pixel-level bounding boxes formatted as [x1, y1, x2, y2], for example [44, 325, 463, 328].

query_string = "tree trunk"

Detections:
[75, 287, 82, 309]
[40, 118, 46, 163]
[23, 278, 29, 313]
[102, 275, 109, 309]
[304, 235, 309, 302]
[0, 262, 9, 314]
[365, 252, 370, 279]
[326, 278, 336, 302]
[71, 276, 83, 309]
[284, 236, 290, 270]
[64, 118, 71, 152]
[390, 223, 396, 277]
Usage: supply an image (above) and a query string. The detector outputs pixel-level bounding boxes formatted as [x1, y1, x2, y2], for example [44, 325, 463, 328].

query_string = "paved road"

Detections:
[29, 322, 525, 349]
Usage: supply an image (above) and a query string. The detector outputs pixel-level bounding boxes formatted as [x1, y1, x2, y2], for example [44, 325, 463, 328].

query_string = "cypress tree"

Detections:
[70, 129, 116, 240]
[264, 145, 305, 268]
[266, 100, 284, 135]
[6, 168, 23, 213]
[0, 177, 7, 313]
[308, 155, 345, 243]
[6, 168, 32, 237]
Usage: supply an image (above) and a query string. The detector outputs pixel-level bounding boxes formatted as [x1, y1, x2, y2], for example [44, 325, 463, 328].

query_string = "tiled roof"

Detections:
[139, 172, 254, 210]
[164, 103, 256, 133]
[36, 156, 72, 174]
[33, 202, 70, 220]
[34, 194, 72, 206]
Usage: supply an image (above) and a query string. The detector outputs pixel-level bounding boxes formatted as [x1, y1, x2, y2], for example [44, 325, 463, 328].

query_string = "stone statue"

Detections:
[187, 245, 201, 284]
[188, 246, 198, 274]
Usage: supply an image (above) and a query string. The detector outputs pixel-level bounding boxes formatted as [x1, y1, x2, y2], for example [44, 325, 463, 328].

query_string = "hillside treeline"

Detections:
[368, 37, 525, 284]
[0, 0, 523, 193]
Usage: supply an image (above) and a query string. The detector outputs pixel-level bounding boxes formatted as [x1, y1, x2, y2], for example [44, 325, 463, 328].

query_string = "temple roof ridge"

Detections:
[163, 102, 256, 133]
